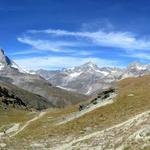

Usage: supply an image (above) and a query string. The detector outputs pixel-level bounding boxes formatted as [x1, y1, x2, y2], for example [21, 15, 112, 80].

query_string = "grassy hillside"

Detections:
[0, 108, 36, 127]
[54, 75, 150, 134]
[1, 75, 150, 150]
[15, 75, 150, 139]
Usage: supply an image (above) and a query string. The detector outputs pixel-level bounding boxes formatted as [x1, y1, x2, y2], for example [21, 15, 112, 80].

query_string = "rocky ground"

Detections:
[0, 94, 149, 150]
[52, 110, 150, 150]
[1, 76, 150, 150]
[1, 109, 149, 150]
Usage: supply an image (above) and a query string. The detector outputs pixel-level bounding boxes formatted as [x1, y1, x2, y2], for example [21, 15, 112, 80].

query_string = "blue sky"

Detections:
[0, 0, 150, 70]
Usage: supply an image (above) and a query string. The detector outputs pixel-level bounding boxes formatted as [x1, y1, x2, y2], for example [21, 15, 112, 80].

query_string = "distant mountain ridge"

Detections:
[0, 49, 87, 108]
[36, 61, 150, 95]
[1, 48, 149, 97]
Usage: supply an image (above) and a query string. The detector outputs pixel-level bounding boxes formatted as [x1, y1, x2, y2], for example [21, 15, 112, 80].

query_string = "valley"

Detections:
[0, 49, 149, 149]
[0, 74, 150, 149]
[1, 0, 150, 149]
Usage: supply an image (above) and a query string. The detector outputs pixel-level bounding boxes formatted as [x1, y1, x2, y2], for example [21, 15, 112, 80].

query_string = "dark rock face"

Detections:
[97, 88, 115, 100]
[0, 86, 27, 110]
[0, 82, 54, 110]
[2, 97, 27, 110]
[78, 88, 116, 111]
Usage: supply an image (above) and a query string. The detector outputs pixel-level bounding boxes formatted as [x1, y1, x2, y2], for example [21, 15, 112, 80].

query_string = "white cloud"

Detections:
[127, 52, 150, 60]
[10, 50, 39, 55]
[17, 37, 77, 52]
[14, 56, 119, 70]
[16, 28, 150, 70]
[28, 29, 150, 50]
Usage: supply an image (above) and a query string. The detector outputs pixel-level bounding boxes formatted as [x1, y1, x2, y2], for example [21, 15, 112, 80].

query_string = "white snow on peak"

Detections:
[96, 70, 109, 76]
[24, 70, 36, 75]
[88, 63, 95, 69]
[0, 63, 4, 70]
[129, 62, 148, 71]
[11, 61, 27, 73]
[136, 65, 147, 70]
[69, 72, 82, 78]
[111, 70, 118, 73]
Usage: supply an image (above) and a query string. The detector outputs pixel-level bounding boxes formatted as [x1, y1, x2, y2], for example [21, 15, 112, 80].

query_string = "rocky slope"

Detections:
[0, 81, 54, 110]
[0, 49, 87, 107]
[36, 61, 150, 95]
[0, 75, 150, 150]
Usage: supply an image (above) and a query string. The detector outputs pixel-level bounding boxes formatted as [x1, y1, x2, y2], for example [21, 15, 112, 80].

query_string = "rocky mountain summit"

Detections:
[0, 49, 87, 108]
[0, 48, 26, 73]
[36, 61, 150, 95]
[36, 62, 121, 95]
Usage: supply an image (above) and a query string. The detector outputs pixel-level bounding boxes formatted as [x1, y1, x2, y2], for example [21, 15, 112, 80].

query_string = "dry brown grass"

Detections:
[10, 75, 150, 140]
[0, 108, 36, 127]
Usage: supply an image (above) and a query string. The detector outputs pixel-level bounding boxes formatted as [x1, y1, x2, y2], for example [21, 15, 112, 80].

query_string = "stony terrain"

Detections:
[0, 75, 150, 149]
[52, 110, 150, 150]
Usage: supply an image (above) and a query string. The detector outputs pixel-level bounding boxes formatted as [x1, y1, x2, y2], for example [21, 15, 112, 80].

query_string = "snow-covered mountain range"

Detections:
[1, 47, 150, 96]
[0, 49, 86, 107]
[36, 61, 150, 95]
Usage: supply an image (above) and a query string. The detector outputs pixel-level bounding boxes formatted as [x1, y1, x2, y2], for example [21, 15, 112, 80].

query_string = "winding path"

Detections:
[10, 111, 46, 138]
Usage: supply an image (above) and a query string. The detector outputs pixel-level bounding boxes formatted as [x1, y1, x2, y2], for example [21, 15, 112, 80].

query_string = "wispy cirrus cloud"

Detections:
[126, 52, 150, 60]
[10, 49, 40, 55]
[14, 56, 119, 70]
[17, 27, 150, 70]
[17, 37, 77, 52]
[27, 28, 150, 51]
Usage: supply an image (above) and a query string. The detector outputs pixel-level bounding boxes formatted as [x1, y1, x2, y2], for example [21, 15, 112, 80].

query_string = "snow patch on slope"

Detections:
[86, 87, 92, 95]
[56, 86, 76, 92]
[69, 72, 82, 78]
[98, 70, 109, 76]
[0, 63, 4, 70]
[136, 65, 147, 70]
[11, 61, 27, 73]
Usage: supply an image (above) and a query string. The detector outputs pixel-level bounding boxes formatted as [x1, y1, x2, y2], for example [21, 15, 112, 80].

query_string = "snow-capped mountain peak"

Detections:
[0, 48, 12, 67]
[83, 61, 97, 68]
[36, 61, 150, 95]
[80, 61, 98, 70]
[0, 48, 28, 73]
[128, 62, 148, 70]
[36, 62, 124, 95]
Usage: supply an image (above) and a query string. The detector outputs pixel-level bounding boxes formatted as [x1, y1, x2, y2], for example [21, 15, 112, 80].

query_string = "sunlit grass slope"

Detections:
[13, 75, 150, 140]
